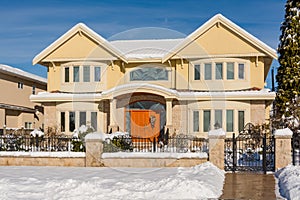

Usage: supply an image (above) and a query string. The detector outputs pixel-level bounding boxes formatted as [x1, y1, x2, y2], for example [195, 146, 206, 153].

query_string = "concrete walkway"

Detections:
[220, 173, 277, 200]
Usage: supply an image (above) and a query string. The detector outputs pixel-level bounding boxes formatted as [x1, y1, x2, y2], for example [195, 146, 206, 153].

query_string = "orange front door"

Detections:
[129, 110, 160, 141]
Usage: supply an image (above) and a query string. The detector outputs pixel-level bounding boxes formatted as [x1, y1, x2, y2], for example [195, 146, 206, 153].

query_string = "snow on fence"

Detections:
[103, 134, 209, 154]
[0, 134, 85, 152]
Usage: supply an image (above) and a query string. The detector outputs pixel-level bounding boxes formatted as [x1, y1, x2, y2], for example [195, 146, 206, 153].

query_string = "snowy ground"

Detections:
[0, 162, 224, 200]
[275, 165, 300, 200]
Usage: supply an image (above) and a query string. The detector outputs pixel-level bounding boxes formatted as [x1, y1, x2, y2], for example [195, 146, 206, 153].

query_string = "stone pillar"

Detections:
[274, 128, 293, 170]
[165, 98, 173, 133]
[85, 133, 104, 167]
[209, 128, 226, 170]
[108, 98, 118, 132]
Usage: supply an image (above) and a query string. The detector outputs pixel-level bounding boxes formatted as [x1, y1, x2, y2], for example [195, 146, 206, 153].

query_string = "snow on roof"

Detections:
[0, 64, 47, 84]
[31, 83, 276, 102]
[110, 39, 184, 59]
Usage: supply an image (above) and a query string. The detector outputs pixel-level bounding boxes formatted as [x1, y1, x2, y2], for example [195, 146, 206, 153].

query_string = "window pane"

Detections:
[130, 67, 168, 81]
[94, 66, 101, 82]
[32, 85, 36, 95]
[215, 63, 223, 80]
[238, 111, 245, 132]
[83, 66, 90, 82]
[203, 110, 211, 132]
[73, 66, 79, 82]
[238, 64, 245, 79]
[204, 63, 212, 80]
[227, 62, 234, 80]
[226, 110, 234, 132]
[194, 64, 200, 80]
[215, 110, 222, 128]
[69, 112, 75, 132]
[193, 111, 199, 132]
[65, 67, 69, 82]
[61, 112, 65, 132]
[91, 112, 97, 131]
[80, 112, 86, 126]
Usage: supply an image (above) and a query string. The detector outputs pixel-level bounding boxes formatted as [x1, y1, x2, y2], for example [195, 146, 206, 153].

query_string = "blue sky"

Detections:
[0, 0, 286, 88]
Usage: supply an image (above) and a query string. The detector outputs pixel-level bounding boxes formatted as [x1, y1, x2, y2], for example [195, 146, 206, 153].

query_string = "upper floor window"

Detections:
[83, 66, 90, 82]
[215, 63, 223, 80]
[204, 63, 212, 80]
[226, 62, 234, 80]
[94, 66, 101, 82]
[238, 63, 245, 79]
[130, 67, 168, 81]
[32, 85, 36, 94]
[18, 82, 23, 89]
[194, 64, 200, 80]
[65, 67, 70, 82]
[73, 66, 80, 82]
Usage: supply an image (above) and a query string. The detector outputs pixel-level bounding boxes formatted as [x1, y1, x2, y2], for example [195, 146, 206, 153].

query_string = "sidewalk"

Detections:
[220, 173, 277, 200]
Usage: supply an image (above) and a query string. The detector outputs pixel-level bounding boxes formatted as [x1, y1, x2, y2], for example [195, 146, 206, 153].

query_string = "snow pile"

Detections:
[0, 162, 224, 200]
[30, 129, 45, 137]
[275, 164, 300, 200]
[85, 131, 130, 141]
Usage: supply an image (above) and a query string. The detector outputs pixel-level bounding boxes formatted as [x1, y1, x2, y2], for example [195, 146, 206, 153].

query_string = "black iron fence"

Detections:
[0, 134, 85, 152]
[292, 133, 300, 166]
[103, 134, 209, 153]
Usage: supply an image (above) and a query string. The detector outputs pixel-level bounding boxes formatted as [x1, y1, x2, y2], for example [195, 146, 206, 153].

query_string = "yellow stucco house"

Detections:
[31, 14, 276, 138]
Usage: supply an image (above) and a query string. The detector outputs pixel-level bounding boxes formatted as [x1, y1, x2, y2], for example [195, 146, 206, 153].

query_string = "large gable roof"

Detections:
[162, 14, 277, 62]
[32, 23, 127, 65]
[33, 14, 277, 65]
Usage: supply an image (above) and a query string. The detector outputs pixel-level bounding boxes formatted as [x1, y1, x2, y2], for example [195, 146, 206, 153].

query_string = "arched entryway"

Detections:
[125, 100, 166, 140]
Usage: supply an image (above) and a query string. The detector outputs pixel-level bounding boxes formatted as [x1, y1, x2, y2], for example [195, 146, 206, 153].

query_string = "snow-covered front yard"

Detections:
[0, 162, 224, 200]
[276, 165, 300, 200]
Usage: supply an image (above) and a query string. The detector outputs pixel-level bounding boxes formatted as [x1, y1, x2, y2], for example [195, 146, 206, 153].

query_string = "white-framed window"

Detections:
[32, 85, 36, 94]
[94, 66, 101, 82]
[73, 66, 80, 82]
[226, 110, 234, 132]
[79, 112, 86, 126]
[238, 63, 245, 79]
[25, 122, 32, 129]
[83, 66, 90, 82]
[91, 112, 97, 131]
[194, 64, 200, 80]
[204, 63, 212, 80]
[65, 67, 70, 82]
[69, 112, 75, 132]
[18, 82, 23, 89]
[60, 112, 65, 132]
[203, 110, 211, 132]
[130, 67, 168, 81]
[214, 110, 223, 128]
[238, 110, 245, 132]
[226, 62, 234, 80]
[215, 63, 223, 80]
[193, 110, 199, 132]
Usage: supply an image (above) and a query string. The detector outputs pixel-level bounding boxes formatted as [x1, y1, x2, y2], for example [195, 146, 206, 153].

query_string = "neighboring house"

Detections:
[0, 64, 47, 132]
[31, 14, 276, 138]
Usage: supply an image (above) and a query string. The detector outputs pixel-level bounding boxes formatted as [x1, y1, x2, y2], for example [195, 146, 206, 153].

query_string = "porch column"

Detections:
[108, 98, 118, 133]
[274, 128, 293, 170]
[65, 111, 70, 133]
[165, 98, 173, 134]
[209, 128, 226, 170]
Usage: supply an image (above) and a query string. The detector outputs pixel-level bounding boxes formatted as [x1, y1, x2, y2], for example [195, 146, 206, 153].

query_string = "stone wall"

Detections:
[103, 158, 207, 167]
[0, 157, 85, 167]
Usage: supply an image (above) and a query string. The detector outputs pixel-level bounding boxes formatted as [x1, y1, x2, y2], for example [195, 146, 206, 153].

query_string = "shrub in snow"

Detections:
[30, 129, 45, 137]
[72, 125, 94, 152]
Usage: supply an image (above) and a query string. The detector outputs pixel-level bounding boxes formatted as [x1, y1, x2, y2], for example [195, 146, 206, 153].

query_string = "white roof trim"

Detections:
[0, 64, 47, 84]
[32, 23, 127, 65]
[30, 84, 275, 102]
[162, 14, 277, 62]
